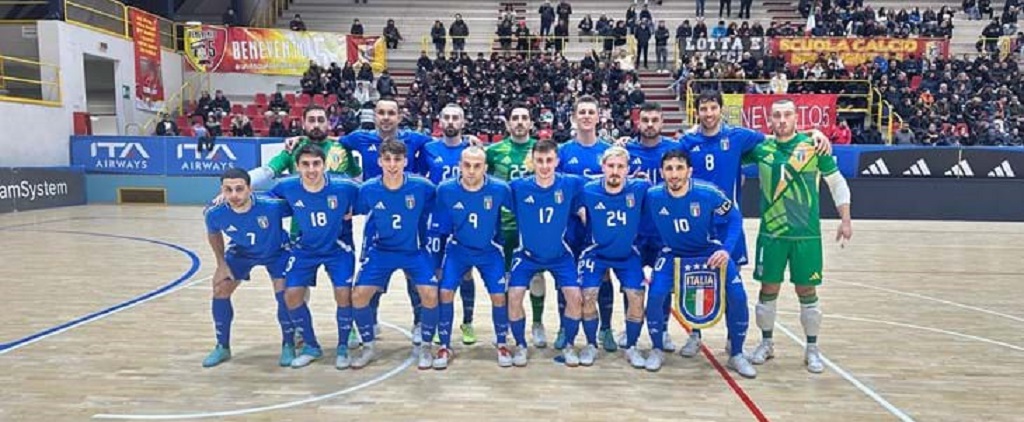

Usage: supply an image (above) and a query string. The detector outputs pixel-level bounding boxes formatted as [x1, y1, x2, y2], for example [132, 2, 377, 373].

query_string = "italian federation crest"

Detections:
[554, 190, 564, 204]
[483, 195, 493, 210]
[690, 202, 701, 217]
[405, 194, 416, 209]
[625, 193, 635, 208]
[327, 195, 338, 210]
[257, 216, 269, 229]
[672, 256, 726, 329]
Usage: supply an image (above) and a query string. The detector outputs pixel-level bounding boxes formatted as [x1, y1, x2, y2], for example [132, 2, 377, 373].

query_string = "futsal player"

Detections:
[202, 168, 294, 368]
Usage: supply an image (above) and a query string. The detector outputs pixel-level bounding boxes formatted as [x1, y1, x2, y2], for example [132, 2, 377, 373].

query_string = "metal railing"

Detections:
[139, 72, 210, 134]
[0, 54, 61, 106]
[419, 34, 636, 57]
[63, 0, 179, 51]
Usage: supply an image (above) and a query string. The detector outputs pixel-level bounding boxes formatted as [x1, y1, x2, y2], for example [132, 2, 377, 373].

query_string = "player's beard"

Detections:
[606, 175, 622, 188]
[642, 127, 659, 140]
[307, 127, 327, 141]
[443, 126, 460, 138]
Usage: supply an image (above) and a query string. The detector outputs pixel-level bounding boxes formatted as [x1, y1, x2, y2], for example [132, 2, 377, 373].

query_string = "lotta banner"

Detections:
[770, 37, 950, 68]
[184, 25, 348, 75]
[673, 257, 726, 329]
[719, 94, 838, 134]
[130, 9, 164, 111]
[679, 36, 766, 62]
[346, 36, 388, 74]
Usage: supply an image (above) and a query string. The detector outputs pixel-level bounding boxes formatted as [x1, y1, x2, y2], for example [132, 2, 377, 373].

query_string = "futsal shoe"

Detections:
[579, 344, 598, 366]
[417, 345, 434, 370]
[616, 331, 628, 349]
[532, 323, 548, 348]
[335, 347, 351, 370]
[805, 344, 824, 373]
[202, 345, 231, 368]
[351, 343, 376, 369]
[679, 333, 702, 357]
[433, 346, 453, 370]
[512, 346, 529, 367]
[347, 327, 361, 349]
[599, 328, 619, 352]
[290, 345, 323, 368]
[411, 323, 423, 346]
[661, 332, 677, 352]
[625, 347, 646, 368]
[727, 354, 757, 379]
[461, 324, 477, 345]
[644, 349, 664, 372]
[562, 347, 580, 367]
[496, 345, 514, 367]
[750, 339, 775, 365]
[279, 344, 297, 367]
[553, 328, 567, 350]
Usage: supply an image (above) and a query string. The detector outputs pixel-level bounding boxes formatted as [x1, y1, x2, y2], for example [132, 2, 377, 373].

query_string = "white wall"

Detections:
[0, 101, 71, 167]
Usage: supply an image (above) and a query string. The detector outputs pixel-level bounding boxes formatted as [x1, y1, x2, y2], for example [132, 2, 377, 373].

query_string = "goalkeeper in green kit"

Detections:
[742, 99, 853, 374]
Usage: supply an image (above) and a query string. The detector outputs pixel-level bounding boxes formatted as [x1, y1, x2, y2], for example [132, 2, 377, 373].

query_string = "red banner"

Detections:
[130, 9, 164, 111]
[770, 37, 950, 68]
[346, 36, 387, 74]
[184, 25, 348, 75]
[730, 94, 838, 134]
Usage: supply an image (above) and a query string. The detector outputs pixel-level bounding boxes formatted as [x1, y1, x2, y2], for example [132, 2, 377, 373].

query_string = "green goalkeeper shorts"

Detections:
[753, 235, 824, 286]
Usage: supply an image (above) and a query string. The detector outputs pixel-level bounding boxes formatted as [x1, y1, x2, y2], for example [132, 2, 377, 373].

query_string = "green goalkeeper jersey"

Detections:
[486, 136, 536, 231]
[743, 132, 839, 240]
[266, 137, 361, 178]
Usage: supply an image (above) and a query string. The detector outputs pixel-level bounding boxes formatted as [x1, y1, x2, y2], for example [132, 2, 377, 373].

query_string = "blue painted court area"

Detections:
[0, 227, 201, 354]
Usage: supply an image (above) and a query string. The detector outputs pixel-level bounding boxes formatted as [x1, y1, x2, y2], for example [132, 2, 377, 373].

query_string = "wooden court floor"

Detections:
[1, 205, 1022, 421]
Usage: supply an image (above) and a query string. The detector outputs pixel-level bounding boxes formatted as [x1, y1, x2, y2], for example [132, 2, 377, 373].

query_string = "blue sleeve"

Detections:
[432, 188, 452, 235]
[268, 179, 287, 200]
[415, 145, 430, 179]
[571, 176, 585, 212]
[711, 191, 741, 254]
[203, 208, 219, 234]
[500, 183, 514, 212]
[737, 127, 765, 153]
[354, 185, 370, 215]
[340, 132, 358, 150]
[275, 198, 294, 218]
[347, 183, 360, 215]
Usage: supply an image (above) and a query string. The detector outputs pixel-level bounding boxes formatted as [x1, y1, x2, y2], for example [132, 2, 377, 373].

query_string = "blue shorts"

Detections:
[425, 230, 448, 270]
[578, 249, 645, 291]
[650, 252, 740, 298]
[355, 248, 437, 290]
[225, 252, 288, 281]
[637, 236, 663, 268]
[441, 241, 507, 295]
[284, 250, 356, 288]
[566, 218, 589, 259]
[509, 251, 579, 289]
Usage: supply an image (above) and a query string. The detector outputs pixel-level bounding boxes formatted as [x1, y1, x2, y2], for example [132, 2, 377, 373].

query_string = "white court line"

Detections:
[93, 322, 415, 420]
[0, 276, 211, 356]
[832, 280, 1024, 323]
[774, 321, 916, 422]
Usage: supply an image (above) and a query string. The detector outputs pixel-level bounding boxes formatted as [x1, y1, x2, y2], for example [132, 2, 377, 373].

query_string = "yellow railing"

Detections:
[684, 79, 873, 126]
[872, 87, 902, 144]
[62, 0, 179, 51]
[139, 72, 210, 134]
[418, 34, 636, 57]
[0, 54, 62, 106]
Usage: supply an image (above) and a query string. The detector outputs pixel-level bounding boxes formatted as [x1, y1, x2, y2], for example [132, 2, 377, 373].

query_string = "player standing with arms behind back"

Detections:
[744, 99, 852, 374]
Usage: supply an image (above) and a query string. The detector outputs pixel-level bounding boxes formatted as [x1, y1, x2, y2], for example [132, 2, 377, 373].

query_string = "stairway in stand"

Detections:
[763, 0, 803, 24]
[637, 70, 686, 136]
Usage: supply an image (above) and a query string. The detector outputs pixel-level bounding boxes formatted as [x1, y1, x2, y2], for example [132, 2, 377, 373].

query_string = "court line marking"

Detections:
[0, 229, 202, 355]
[92, 322, 415, 420]
[773, 321, 916, 422]
[831, 280, 1024, 323]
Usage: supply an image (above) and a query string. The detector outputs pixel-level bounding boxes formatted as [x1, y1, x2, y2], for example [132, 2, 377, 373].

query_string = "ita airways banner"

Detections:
[130, 9, 164, 112]
[718, 94, 838, 134]
[347, 36, 387, 74]
[184, 25, 348, 75]
[770, 37, 950, 68]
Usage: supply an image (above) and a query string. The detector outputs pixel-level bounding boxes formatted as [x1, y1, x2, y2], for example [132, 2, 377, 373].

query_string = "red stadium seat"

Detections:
[176, 116, 188, 130]
[254, 93, 268, 107]
[180, 125, 194, 136]
[313, 94, 326, 107]
[285, 93, 297, 105]
[245, 104, 260, 117]
[221, 116, 231, 130]
[297, 94, 311, 108]
[327, 94, 339, 105]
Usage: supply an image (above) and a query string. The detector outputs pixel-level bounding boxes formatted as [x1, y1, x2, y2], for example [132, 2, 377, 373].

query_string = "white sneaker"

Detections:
[335, 348, 351, 370]
[728, 354, 757, 379]
[662, 332, 677, 352]
[532, 323, 548, 348]
[625, 346, 646, 368]
[679, 333, 701, 357]
[616, 331, 628, 348]
[411, 324, 422, 346]
[417, 345, 433, 370]
[579, 344, 598, 366]
[433, 346, 452, 370]
[513, 346, 529, 367]
[644, 349, 664, 372]
[805, 344, 824, 374]
[351, 343, 376, 369]
[562, 348, 580, 367]
[750, 339, 775, 365]
[497, 345, 514, 367]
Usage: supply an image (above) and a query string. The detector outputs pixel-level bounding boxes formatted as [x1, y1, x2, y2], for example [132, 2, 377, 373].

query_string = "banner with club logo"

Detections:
[769, 37, 950, 68]
[183, 25, 349, 75]
[130, 9, 165, 111]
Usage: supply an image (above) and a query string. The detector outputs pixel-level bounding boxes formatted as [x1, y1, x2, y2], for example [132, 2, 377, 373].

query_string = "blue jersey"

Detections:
[356, 173, 436, 253]
[510, 174, 585, 261]
[270, 175, 359, 255]
[204, 195, 292, 260]
[644, 179, 741, 257]
[581, 178, 651, 260]
[679, 124, 762, 203]
[434, 176, 513, 252]
[340, 129, 432, 179]
[557, 139, 610, 178]
[625, 137, 680, 186]
[418, 138, 470, 184]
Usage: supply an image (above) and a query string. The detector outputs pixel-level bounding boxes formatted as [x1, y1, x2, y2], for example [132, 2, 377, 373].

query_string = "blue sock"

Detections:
[407, 279, 422, 325]
[273, 291, 294, 346]
[439, 301, 454, 347]
[662, 293, 672, 326]
[354, 305, 375, 343]
[510, 318, 527, 347]
[563, 316, 581, 347]
[420, 305, 439, 345]
[726, 276, 750, 356]
[212, 298, 233, 347]
[288, 303, 321, 349]
[598, 281, 614, 331]
[459, 278, 475, 324]
[336, 305, 353, 351]
[370, 292, 382, 327]
[582, 318, 599, 346]
[492, 304, 509, 345]
[647, 293, 666, 350]
[625, 319, 643, 348]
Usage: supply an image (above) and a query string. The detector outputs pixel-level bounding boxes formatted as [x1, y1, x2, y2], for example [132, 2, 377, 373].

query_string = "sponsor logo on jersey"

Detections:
[434, 156, 444, 163]
[483, 196, 493, 210]
[690, 202, 701, 217]
[293, 200, 305, 208]
[554, 190, 564, 204]
[374, 201, 386, 210]
[631, 157, 642, 165]
[568, 157, 579, 165]
[405, 194, 416, 209]
[595, 202, 606, 210]
[257, 216, 269, 229]
[659, 207, 670, 216]
[809, 272, 822, 281]
[327, 195, 338, 209]
[525, 195, 535, 204]
[692, 145, 701, 152]
[368, 144, 378, 152]
[226, 225, 238, 232]
[453, 201, 465, 210]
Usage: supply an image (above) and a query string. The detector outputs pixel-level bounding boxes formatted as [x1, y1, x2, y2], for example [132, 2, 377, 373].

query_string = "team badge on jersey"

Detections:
[554, 190, 564, 204]
[483, 196, 493, 210]
[405, 194, 416, 209]
[690, 202, 701, 217]
[673, 257, 726, 329]
[625, 193, 636, 208]
[720, 137, 730, 151]
[327, 195, 338, 210]
[257, 216, 269, 229]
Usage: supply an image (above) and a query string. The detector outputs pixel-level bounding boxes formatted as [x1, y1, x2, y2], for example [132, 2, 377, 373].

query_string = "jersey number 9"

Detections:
[468, 212, 479, 229]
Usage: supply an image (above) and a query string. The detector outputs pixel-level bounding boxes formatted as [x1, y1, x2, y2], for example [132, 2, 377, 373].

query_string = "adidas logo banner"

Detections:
[987, 160, 1016, 178]
[944, 160, 974, 177]
[902, 159, 932, 177]
[861, 158, 890, 176]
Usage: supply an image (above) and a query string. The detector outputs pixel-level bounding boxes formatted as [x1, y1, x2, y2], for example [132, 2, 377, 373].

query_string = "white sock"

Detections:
[755, 300, 777, 341]
[800, 301, 822, 341]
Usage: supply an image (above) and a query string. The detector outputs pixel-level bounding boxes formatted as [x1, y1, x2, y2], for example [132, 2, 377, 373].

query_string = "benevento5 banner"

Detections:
[184, 25, 349, 75]
[770, 37, 949, 68]
[720, 94, 838, 134]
